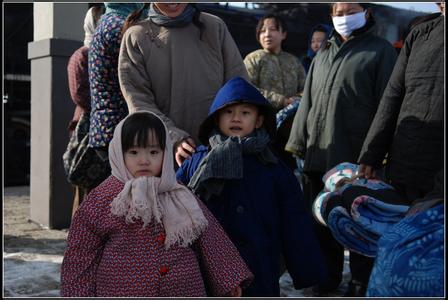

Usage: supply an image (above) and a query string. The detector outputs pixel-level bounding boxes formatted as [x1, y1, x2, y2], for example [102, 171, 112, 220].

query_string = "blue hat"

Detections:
[198, 77, 276, 144]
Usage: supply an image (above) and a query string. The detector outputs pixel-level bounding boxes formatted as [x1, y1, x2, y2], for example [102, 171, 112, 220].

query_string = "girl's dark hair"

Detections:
[255, 14, 287, 42]
[121, 113, 166, 153]
[122, 4, 205, 40]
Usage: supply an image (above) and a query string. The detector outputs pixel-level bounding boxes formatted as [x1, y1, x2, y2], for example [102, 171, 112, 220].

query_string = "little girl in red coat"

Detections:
[60, 111, 253, 297]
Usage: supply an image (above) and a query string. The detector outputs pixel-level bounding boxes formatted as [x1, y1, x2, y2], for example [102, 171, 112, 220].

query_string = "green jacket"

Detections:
[244, 49, 306, 110]
[286, 21, 397, 173]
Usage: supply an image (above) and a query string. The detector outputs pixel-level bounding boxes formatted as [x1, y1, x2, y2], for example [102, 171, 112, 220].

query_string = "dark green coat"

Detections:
[286, 21, 397, 173]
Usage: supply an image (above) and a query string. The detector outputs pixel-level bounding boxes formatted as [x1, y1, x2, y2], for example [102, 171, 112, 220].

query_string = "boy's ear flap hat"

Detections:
[198, 76, 276, 145]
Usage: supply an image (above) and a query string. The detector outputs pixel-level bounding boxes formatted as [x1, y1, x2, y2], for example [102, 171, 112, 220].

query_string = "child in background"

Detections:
[61, 111, 253, 297]
[301, 24, 332, 74]
[176, 77, 327, 297]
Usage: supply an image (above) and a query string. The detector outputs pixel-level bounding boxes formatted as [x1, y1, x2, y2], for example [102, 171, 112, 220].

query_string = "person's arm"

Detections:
[285, 61, 314, 157]
[244, 53, 289, 109]
[176, 146, 208, 185]
[243, 52, 260, 86]
[359, 39, 409, 172]
[118, 27, 189, 145]
[175, 137, 196, 167]
[67, 47, 90, 112]
[260, 89, 291, 110]
[176, 149, 195, 185]
[295, 58, 307, 95]
[226, 286, 242, 297]
[373, 42, 399, 107]
[192, 200, 253, 296]
[60, 192, 106, 297]
[275, 164, 328, 289]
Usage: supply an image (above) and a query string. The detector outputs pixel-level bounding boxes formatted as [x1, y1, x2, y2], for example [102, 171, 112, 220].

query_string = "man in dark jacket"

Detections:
[358, 4, 444, 203]
[286, 3, 397, 296]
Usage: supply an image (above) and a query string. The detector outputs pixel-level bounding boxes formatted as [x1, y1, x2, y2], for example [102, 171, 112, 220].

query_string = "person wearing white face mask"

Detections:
[286, 2, 397, 296]
[332, 9, 367, 39]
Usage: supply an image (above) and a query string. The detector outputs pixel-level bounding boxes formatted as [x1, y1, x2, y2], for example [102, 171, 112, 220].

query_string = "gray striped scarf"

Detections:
[188, 129, 277, 201]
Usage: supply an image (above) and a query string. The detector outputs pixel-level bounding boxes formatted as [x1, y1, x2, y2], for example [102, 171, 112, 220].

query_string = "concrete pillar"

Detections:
[28, 3, 88, 229]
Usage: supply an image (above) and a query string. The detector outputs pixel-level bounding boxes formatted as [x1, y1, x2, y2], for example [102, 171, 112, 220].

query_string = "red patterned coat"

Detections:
[67, 46, 90, 133]
[60, 176, 253, 297]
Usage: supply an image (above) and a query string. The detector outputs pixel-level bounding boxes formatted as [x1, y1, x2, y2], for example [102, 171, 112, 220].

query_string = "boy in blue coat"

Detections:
[176, 77, 327, 296]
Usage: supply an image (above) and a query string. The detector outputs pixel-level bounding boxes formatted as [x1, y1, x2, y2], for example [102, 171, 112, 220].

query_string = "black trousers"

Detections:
[301, 172, 374, 288]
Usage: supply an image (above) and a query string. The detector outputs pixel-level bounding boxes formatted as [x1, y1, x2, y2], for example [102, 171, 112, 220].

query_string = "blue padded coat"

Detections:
[177, 77, 327, 296]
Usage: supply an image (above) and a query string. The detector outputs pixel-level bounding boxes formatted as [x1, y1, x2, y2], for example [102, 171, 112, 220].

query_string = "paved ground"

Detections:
[3, 185, 349, 297]
[3, 186, 68, 297]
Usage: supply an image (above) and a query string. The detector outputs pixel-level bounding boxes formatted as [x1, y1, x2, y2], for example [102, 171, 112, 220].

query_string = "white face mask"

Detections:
[332, 11, 367, 38]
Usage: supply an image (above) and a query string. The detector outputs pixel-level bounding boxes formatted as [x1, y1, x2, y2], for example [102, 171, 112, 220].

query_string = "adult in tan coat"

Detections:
[118, 3, 248, 166]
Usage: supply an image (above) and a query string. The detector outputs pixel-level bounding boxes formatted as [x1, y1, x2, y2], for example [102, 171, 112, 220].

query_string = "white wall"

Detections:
[34, 3, 88, 41]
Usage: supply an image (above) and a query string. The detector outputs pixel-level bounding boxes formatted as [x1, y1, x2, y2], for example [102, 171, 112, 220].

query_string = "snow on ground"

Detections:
[3, 186, 68, 297]
[4, 252, 62, 297]
[3, 186, 350, 297]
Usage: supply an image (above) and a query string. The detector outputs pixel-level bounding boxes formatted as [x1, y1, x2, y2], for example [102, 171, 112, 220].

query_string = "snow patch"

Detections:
[3, 252, 63, 297]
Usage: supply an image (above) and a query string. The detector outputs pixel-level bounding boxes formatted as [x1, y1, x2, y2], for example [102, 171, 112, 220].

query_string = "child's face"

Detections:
[124, 133, 164, 178]
[217, 103, 264, 138]
[311, 31, 326, 53]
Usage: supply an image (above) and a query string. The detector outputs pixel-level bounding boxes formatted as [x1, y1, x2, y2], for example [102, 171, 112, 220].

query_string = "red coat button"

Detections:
[156, 233, 166, 245]
[159, 265, 169, 275]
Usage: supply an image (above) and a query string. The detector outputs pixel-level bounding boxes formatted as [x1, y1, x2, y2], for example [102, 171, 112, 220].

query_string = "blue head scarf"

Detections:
[104, 2, 146, 17]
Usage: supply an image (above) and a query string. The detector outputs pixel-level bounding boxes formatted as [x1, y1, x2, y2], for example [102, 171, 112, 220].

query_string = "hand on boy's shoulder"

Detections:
[175, 137, 196, 167]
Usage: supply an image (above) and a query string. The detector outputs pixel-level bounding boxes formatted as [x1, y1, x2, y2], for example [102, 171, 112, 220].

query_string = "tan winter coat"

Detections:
[244, 49, 306, 110]
[118, 12, 248, 145]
